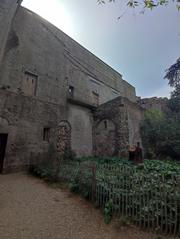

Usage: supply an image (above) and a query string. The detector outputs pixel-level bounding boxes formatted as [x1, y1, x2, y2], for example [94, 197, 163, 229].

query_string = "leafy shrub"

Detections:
[66, 162, 93, 199]
[29, 157, 56, 182]
[118, 217, 130, 226]
[63, 149, 76, 161]
[76, 156, 131, 166]
[140, 109, 180, 160]
[30, 156, 180, 234]
[69, 178, 79, 193]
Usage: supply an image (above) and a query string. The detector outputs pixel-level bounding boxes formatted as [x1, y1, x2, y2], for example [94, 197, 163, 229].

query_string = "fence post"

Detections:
[91, 163, 97, 202]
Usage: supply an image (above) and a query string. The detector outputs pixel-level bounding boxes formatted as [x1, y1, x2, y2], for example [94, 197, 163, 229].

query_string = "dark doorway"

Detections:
[0, 134, 8, 173]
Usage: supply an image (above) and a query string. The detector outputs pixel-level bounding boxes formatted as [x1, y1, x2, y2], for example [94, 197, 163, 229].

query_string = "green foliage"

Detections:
[76, 156, 131, 165]
[164, 58, 180, 88]
[97, 159, 180, 187]
[143, 159, 180, 174]
[30, 156, 180, 234]
[168, 85, 180, 115]
[60, 157, 180, 225]
[96, 159, 180, 233]
[63, 149, 76, 161]
[29, 164, 56, 182]
[168, 97, 180, 114]
[140, 109, 180, 160]
[67, 162, 93, 199]
[103, 199, 113, 224]
[144, 108, 164, 122]
[97, 0, 180, 11]
[165, 58, 180, 116]
[69, 178, 80, 193]
[118, 216, 130, 226]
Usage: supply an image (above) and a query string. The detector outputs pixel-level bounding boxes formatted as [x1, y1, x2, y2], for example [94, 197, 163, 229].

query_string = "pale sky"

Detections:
[22, 0, 180, 98]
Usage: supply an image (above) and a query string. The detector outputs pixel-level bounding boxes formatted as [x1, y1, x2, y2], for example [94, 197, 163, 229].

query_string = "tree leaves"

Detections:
[164, 58, 180, 118]
[164, 58, 180, 88]
[127, 0, 139, 8]
[140, 109, 180, 159]
[97, 0, 180, 10]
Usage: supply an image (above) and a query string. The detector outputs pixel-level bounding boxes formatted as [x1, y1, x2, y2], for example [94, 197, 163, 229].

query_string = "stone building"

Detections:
[138, 97, 169, 113]
[0, 0, 144, 173]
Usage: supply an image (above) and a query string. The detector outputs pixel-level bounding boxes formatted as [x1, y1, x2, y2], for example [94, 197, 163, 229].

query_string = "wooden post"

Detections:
[91, 163, 96, 202]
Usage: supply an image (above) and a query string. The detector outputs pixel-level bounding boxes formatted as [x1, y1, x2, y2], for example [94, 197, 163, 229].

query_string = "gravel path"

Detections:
[0, 173, 157, 239]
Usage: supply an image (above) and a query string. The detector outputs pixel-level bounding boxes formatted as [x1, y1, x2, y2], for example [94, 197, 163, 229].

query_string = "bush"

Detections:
[29, 157, 56, 182]
[141, 109, 180, 160]
[68, 164, 93, 199]
[69, 178, 80, 193]
[63, 149, 76, 161]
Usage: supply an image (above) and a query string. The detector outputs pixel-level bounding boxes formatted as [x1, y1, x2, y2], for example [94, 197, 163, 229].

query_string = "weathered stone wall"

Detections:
[139, 97, 169, 113]
[0, 0, 22, 64]
[64, 44, 137, 104]
[125, 98, 144, 146]
[0, 4, 141, 172]
[94, 119, 116, 156]
[0, 89, 66, 172]
[54, 26, 137, 103]
[0, 6, 136, 106]
[93, 97, 144, 157]
[67, 104, 93, 156]
[0, 7, 67, 106]
[93, 97, 129, 157]
[122, 80, 138, 103]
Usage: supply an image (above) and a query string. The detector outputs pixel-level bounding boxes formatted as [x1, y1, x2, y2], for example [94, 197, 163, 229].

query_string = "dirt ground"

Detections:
[0, 173, 173, 239]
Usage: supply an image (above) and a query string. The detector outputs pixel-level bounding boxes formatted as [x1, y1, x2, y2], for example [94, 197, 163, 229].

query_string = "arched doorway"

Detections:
[0, 117, 9, 173]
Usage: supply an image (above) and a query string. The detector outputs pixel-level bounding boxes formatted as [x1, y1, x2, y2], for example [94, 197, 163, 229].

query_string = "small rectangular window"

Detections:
[43, 128, 50, 142]
[22, 71, 38, 96]
[68, 85, 74, 97]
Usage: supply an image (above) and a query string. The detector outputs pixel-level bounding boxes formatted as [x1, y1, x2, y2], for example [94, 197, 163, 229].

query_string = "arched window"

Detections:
[57, 121, 71, 154]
